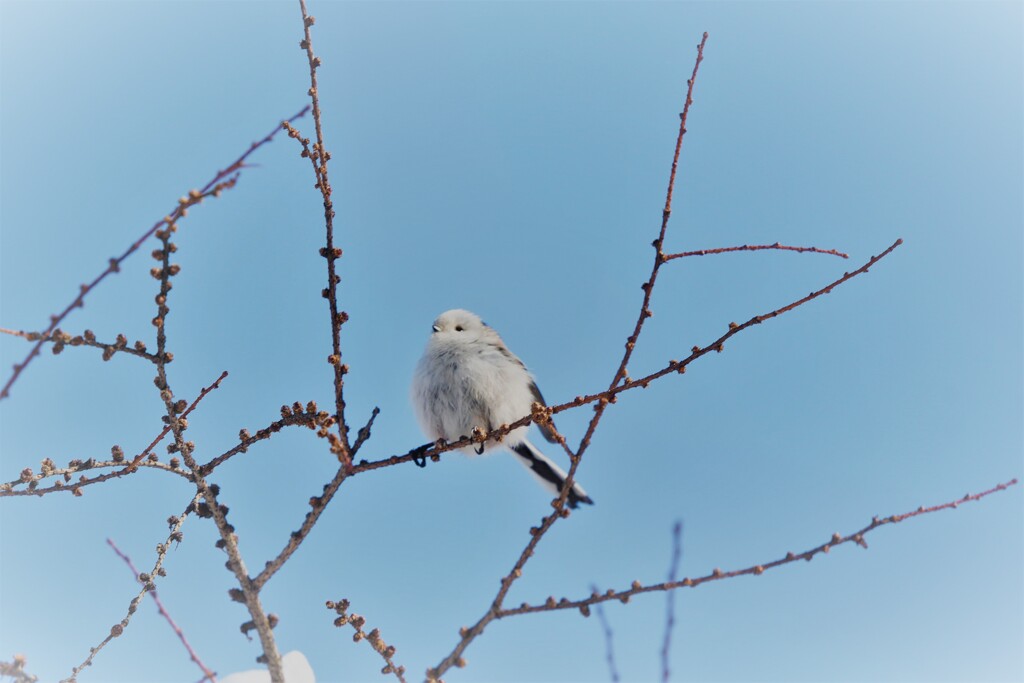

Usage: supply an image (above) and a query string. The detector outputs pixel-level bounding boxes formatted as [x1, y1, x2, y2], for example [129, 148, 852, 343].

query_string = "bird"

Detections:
[411, 309, 593, 508]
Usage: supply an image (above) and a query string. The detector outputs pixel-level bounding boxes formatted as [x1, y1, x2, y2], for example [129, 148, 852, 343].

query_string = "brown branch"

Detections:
[0, 456, 191, 498]
[494, 479, 1018, 619]
[1, 367, 231, 496]
[107, 538, 216, 682]
[295, 0, 352, 461]
[61, 495, 200, 683]
[174, 431, 284, 679]
[253, 407, 379, 591]
[326, 599, 407, 682]
[143, 216, 282, 676]
[428, 33, 710, 682]
[121, 371, 230, 474]
[199, 404, 333, 475]
[2, 178, 236, 495]
[664, 243, 848, 260]
[0, 328, 160, 363]
[0, 106, 309, 401]
[350, 407, 381, 454]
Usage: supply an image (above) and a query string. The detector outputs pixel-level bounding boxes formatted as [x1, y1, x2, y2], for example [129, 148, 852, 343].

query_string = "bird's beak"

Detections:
[431, 325, 440, 333]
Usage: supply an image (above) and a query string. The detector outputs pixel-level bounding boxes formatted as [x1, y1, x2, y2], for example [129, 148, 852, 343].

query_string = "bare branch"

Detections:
[661, 522, 683, 683]
[0, 371, 234, 496]
[200, 406, 331, 475]
[253, 407, 379, 591]
[496, 479, 1019, 618]
[664, 243, 849, 260]
[143, 214, 284, 680]
[0, 457, 191, 498]
[107, 538, 217, 682]
[1, 106, 308, 401]
[123, 371, 230, 474]
[326, 599, 406, 682]
[0, 327, 160, 363]
[294, 0, 352, 461]
[179, 448, 283, 679]
[142, 364, 283, 677]
[591, 586, 620, 683]
[61, 494, 200, 683]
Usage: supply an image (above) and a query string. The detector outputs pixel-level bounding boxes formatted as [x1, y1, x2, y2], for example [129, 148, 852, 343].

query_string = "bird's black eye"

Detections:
[431, 325, 440, 333]
[455, 325, 464, 332]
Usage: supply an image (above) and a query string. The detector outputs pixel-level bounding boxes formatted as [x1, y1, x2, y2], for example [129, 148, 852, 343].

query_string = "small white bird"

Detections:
[411, 309, 593, 508]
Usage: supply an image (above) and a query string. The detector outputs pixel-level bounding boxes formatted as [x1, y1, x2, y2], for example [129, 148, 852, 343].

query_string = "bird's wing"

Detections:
[494, 341, 560, 444]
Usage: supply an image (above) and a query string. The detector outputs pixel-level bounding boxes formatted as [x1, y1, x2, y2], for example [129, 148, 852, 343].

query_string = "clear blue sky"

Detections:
[1, 2, 1021, 682]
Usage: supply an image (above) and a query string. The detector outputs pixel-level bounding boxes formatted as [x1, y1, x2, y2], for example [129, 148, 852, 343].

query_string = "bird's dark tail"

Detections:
[510, 440, 594, 509]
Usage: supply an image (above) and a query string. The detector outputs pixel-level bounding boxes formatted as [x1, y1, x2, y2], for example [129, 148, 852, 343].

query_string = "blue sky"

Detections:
[1, 1, 1021, 682]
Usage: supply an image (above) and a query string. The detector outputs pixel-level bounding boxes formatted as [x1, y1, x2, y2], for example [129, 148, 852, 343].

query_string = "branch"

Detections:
[495, 479, 1019, 618]
[107, 538, 216, 682]
[199, 405, 331, 475]
[591, 586, 620, 683]
[661, 522, 682, 683]
[0, 456, 191, 498]
[178, 443, 283, 680]
[122, 371, 230, 474]
[664, 242, 848, 260]
[294, 0, 352, 460]
[144, 213, 284, 680]
[0, 376, 228, 498]
[326, 599, 407, 682]
[141, 369, 284, 678]
[61, 494, 200, 683]
[0, 328, 160, 363]
[0, 106, 308, 401]
[253, 407, 379, 591]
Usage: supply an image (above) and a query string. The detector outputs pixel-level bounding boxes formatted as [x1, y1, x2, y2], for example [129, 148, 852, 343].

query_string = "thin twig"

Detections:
[121, 371, 230, 474]
[174, 426, 284, 680]
[0, 106, 309, 401]
[0, 328, 160, 363]
[494, 479, 1019, 618]
[253, 407, 379, 591]
[664, 243, 848, 260]
[61, 495, 200, 683]
[591, 585, 620, 683]
[200, 406, 331, 474]
[0, 458, 192, 498]
[107, 538, 217, 682]
[141, 203, 284, 679]
[326, 599, 407, 682]
[295, 0, 352, 460]
[144, 222, 285, 682]
[1, 374, 235, 496]
[661, 522, 683, 683]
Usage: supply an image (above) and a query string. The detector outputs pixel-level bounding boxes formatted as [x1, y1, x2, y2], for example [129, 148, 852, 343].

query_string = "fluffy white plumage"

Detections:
[411, 309, 593, 508]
